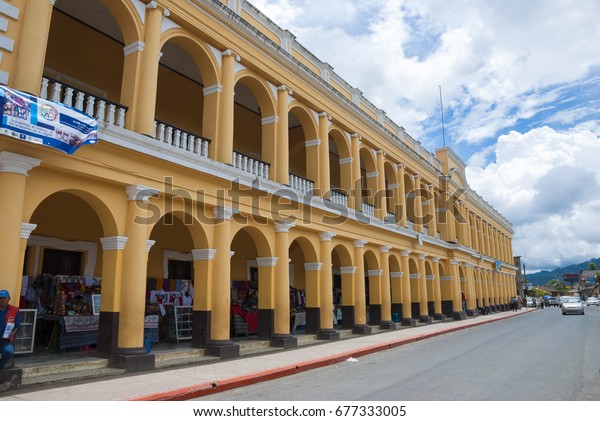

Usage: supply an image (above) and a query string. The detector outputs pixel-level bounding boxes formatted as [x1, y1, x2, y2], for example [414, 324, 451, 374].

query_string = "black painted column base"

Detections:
[379, 320, 397, 330]
[466, 308, 479, 317]
[257, 309, 274, 340]
[206, 339, 240, 359]
[419, 315, 433, 324]
[341, 306, 354, 329]
[110, 347, 155, 372]
[318, 329, 341, 341]
[96, 311, 119, 358]
[433, 313, 447, 321]
[484, 306, 492, 315]
[305, 307, 320, 334]
[453, 311, 467, 320]
[0, 368, 22, 392]
[270, 334, 298, 348]
[502, 304, 509, 311]
[191, 310, 210, 348]
[352, 324, 372, 335]
[401, 317, 416, 327]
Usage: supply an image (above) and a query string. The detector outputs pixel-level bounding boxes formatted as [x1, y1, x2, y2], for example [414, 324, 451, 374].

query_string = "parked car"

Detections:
[585, 297, 599, 306]
[546, 297, 559, 307]
[561, 297, 585, 315]
[526, 297, 536, 308]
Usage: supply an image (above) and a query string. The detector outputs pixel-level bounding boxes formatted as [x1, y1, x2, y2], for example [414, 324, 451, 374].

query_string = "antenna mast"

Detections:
[439, 85, 446, 148]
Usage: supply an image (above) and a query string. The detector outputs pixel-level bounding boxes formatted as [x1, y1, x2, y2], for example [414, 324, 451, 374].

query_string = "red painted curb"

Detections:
[131, 310, 531, 401]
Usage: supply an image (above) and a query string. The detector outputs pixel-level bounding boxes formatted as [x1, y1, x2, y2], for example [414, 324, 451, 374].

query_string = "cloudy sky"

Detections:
[249, 0, 600, 272]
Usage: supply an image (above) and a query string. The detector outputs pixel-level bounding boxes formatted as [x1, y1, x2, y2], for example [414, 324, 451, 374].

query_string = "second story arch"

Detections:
[328, 128, 352, 207]
[359, 146, 377, 215]
[232, 71, 277, 179]
[288, 102, 319, 194]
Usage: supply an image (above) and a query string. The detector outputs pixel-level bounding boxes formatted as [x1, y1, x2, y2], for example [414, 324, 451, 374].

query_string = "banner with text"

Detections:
[0, 85, 97, 154]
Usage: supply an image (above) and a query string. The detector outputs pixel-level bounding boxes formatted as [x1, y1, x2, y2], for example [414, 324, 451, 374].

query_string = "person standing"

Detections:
[461, 291, 467, 313]
[0, 290, 20, 370]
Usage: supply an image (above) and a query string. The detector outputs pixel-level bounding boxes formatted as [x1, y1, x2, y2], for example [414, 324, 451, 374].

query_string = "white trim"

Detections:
[319, 231, 336, 241]
[339, 266, 356, 275]
[255, 257, 277, 267]
[146, 240, 156, 253]
[0, 151, 41, 176]
[191, 248, 216, 261]
[100, 236, 128, 251]
[27, 235, 97, 277]
[353, 239, 368, 248]
[426, 275, 435, 281]
[0, 1, 19, 20]
[339, 157, 353, 165]
[367, 269, 383, 277]
[304, 262, 322, 271]
[380, 245, 392, 253]
[410, 273, 420, 279]
[126, 184, 159, 202]
[366, 171, 378, 178]
[390, 271, 403, 278]
[124, 41, 144, 56]
[203, 84, 222, 96]
[20, 223, 37, 240]
[261, 115, 278, 125]
[440, 276, 452, 282]
[304, 139, 320, 148]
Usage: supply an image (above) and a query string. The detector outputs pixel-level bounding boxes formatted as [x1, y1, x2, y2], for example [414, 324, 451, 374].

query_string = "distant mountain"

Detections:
[526, 258, 600, 285]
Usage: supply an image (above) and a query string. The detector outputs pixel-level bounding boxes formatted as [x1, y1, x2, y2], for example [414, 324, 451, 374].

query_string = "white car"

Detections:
[562, 297, 585, 315]
[585, 297, 599, 306]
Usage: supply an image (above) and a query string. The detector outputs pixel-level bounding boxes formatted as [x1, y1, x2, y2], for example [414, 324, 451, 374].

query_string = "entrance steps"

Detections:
[21, 358, 124, 387]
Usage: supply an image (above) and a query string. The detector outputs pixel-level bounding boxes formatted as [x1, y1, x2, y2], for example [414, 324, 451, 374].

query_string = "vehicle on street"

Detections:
[585, 297, 599, 306]
[546, 297, 559, 307]
[526, 297, 536, 308]
[561, 297, 585, 315]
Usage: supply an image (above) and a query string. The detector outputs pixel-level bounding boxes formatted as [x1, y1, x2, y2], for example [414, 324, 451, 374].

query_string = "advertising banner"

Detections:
[0, 85, 97, 154]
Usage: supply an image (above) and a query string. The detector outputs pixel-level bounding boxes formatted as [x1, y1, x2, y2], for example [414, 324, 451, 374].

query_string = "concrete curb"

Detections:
[132, 310, 530, 401]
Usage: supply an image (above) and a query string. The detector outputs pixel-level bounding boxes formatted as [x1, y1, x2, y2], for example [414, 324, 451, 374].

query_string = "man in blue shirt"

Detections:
[0, 289, 20, 370]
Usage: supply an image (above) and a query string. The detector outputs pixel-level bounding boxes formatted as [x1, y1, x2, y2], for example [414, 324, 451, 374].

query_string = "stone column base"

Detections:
[401, 317, 416, 327]
[110, 348, 155, 372]
[466, 308, 480, 317]
[318, 329, 341, 341]
[433, 313, 447, 321]
[419, 315, 433, 324]
[379, 320, 397, 330]
[352, 324, 372, 335]
[453, 311, 467, 320]
[270, 334, 298, 348]
[0, 368, 21, 392]
[206, 340, 240, 359]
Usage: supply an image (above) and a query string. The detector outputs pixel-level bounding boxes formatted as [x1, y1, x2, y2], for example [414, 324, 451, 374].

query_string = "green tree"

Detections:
[548, 279, 569, 295]
[589, 262, 597, 270]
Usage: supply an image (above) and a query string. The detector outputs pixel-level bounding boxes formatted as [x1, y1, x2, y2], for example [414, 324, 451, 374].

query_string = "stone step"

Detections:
[22, 367, 125, 387]
[21, 358, 109, 379]
[155, 354, 219, 369]
[153, 348, 205, 362]
[238, 340, 271, 351]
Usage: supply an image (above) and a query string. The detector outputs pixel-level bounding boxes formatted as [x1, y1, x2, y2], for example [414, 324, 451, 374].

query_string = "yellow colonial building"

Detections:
[0, 0, 516, 371]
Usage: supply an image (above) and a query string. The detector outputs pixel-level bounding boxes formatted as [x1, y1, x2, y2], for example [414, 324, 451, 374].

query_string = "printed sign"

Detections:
[0, 85, 97, 154]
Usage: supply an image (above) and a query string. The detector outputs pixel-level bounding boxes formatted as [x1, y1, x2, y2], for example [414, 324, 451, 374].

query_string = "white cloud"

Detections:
[466, 126, 600, 271]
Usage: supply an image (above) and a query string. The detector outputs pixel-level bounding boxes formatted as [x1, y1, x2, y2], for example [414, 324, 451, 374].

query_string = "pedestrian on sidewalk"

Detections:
[0, 289, 20, 370]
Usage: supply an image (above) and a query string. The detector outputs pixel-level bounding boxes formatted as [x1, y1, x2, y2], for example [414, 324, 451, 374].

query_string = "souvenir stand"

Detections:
[230, 280, 258, 336]
[145, 278, 194, 345]
[24, 274, 102, 351]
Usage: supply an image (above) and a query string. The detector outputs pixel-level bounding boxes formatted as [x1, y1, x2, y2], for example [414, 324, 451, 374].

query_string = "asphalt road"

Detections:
[196, 305, 600, 401]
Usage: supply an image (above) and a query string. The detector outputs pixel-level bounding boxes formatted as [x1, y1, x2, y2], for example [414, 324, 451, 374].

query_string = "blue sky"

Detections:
[249, 0, 600, 272]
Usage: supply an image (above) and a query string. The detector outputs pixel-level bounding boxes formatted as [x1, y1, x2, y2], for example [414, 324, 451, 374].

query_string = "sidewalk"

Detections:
[0, 309, 532, 401]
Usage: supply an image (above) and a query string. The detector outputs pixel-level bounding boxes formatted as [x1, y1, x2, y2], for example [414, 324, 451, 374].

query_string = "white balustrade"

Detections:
[288, 173, 314, 195]
[152, 120, 211, 158]
[40, 77, 127, 128]
[330, 190, 348, 207]
[232, 151, 270, 179]
[362, 202, 375, 216]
